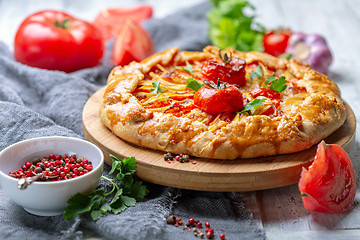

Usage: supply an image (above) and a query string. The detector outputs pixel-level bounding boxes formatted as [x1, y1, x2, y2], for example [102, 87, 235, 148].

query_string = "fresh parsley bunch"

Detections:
[208, 0, 265, 52]
[64, 155, 149, 221]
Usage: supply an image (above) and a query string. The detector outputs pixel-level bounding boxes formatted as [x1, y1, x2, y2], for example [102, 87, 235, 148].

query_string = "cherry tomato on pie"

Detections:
[94, 5, 153, 41]
[263, 30, 291, 57]
[194, 84, 244, 115]
[111, 19, 155, 66]
[201, 55, 246, 87]
[14, 10, 104, 73]
[299, 141, 356, 213]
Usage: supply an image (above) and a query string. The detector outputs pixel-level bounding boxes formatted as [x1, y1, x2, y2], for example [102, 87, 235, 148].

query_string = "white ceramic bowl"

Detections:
[0, 136, 104, 216]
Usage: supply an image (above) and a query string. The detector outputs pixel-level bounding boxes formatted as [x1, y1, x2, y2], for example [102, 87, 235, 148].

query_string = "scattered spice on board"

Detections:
[163, 153, 190, 163]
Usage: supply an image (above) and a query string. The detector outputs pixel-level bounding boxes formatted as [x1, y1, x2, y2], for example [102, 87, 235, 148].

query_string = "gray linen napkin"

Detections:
[0, 2, 265, 239]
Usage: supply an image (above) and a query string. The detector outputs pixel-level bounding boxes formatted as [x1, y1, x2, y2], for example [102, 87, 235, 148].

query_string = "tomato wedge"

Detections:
[94, 5, 153, 40]
[111, 19, 155, 66]
[299, 141, 356, 213]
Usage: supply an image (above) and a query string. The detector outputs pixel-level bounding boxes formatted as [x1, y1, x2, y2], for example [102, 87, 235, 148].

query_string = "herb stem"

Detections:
[101, 175, 118, 196]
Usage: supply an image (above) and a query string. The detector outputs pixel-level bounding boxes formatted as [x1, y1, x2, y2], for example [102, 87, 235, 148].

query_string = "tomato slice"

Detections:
[298, 141, 356, 213]
[111, 19, 155, 66]
[94, 5, 153, 40]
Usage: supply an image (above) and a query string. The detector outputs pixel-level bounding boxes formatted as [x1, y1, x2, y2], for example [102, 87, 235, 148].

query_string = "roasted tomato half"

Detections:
[299, 141, 356, 213]
[194, 81, 244, 115]
[201, 52, 246, 87]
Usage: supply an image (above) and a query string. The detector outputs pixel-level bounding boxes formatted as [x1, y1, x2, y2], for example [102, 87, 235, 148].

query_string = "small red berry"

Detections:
[82, 159, 88, 164]
[219, 233, 225, 240]
[208, 229, 214, 235]
[63, 154, 68, 159]
[72, 173, 76, 178]
[205, 221, 210, 228]
[26, 171, 34, 177]
[64, 167, 70, 173]
[206, 232, 213, 239]
[188, 218, 195, 225]
[48, 154, 55, 159]
[25, 162, 32, 168]
[197, 222, 202, 228]
[21, 165, 27, 170]
[175, 156, 180, 161]
[55, 155, 62, 160]
[55, 160, 62, 165]
[86, 165, 93, 171]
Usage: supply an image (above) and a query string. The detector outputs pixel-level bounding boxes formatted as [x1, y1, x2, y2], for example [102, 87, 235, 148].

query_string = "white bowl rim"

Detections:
[0, 136, 104, 185]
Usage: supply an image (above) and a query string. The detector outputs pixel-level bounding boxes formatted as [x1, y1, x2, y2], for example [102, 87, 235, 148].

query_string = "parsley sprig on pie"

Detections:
[99, 46, 346, 159]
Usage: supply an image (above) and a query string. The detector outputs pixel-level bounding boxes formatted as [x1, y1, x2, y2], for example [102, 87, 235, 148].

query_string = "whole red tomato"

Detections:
[194, 83, 244, 115]
[14, 10, 104, 73]
[111, 19, 155, 66]
[201, 55, 246, 87]
[263, 30, 291, 57]
[299, 141, 356, 213]
[94, 5, 153, 41]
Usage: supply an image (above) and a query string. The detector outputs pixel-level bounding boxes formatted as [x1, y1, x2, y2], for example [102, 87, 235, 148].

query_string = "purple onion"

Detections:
[286, 33, 333, 74]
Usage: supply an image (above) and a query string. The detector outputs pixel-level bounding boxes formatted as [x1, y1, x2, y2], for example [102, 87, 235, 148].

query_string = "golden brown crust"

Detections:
[99, 46, 346, 159]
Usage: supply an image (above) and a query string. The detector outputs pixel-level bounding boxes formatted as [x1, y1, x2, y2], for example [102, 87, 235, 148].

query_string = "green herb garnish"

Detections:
[263, 74, 287, 92]
[279, 53, 293, 60]
[176, 61, 194, 73]
[238, 98, 266, 113]
[208, 0, 265, 52]
[269, 76, 287, 92]
[186, 78, 204, 92]
[64, 155, 148, 221]
[250, 66, 263, 82]
[150, 81, 165, 94]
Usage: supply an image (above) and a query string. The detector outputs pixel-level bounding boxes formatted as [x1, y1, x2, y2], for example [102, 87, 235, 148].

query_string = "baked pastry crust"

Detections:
[99, 46, 346, 159]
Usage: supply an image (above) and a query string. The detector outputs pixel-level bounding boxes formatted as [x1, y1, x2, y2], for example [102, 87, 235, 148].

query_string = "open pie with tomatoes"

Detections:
[99, 46, 346, 159]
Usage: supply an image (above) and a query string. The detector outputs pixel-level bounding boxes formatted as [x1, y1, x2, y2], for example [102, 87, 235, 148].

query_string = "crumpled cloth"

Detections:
[0, 2, 265, 239]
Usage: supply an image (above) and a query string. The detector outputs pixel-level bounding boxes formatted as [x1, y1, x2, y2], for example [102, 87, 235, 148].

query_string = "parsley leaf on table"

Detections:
[238, 98, 266, 113]
[250, 66, 263, 82]
[150, 81, 165, 94]
[176, 61, 194, 73]
[186, 78, 204, 92]
[64, 155, 148, 221]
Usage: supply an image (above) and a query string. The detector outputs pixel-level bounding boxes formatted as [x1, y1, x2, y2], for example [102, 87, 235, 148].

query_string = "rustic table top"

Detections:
[0, 0, 359, 239]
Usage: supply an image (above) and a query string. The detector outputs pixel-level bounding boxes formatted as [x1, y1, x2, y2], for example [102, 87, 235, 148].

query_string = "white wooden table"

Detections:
[0, 0, 359, 239]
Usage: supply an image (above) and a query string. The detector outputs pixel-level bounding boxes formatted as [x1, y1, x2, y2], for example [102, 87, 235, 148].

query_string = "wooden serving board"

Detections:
[83, 87, 356, 192]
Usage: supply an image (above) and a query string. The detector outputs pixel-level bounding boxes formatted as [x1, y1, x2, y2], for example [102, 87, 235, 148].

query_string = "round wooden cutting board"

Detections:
[83, 87, 356, 192]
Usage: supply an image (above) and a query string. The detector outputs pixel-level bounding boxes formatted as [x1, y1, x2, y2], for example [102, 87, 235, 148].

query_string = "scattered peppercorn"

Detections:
[166, 215, 176, 224]
[197, 222, 203, 228]
[189, 218, 196, 225]
[164, 152, 174, 161]
[219, 233, 225, 240]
